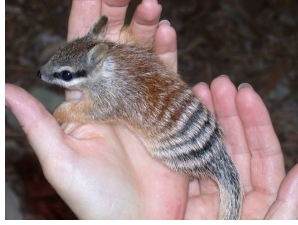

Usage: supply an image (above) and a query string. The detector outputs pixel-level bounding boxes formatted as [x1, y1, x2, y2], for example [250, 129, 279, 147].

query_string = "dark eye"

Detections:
[61, 70, 73, 81]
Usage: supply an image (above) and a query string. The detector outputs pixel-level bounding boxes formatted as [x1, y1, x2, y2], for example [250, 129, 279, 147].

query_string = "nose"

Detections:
[37, 70, 41, 78]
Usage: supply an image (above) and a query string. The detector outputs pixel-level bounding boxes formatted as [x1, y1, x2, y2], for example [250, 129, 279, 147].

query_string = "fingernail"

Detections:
[238, 83, 253, 91]
[159, 20, 170, 26]
[142, 0, 159, 4]
[198, 82, 209, 87]
[219, 74, 230, 80]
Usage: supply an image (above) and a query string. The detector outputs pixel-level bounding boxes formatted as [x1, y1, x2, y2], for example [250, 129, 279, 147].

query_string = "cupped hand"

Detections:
[5, 0, 298, 220]
[189, 78, 298, 219]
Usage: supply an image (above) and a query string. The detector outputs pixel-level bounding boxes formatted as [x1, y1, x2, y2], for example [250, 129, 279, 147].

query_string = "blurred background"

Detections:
[5, 0, 298, 219]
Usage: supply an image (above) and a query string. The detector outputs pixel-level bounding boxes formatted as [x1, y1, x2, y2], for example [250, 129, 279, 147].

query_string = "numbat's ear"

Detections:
[86, 16, 108, 41]
[87, 43, 109, 68]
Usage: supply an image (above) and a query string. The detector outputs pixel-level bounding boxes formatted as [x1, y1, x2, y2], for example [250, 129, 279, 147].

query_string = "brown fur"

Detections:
[53, 91, 95, 124]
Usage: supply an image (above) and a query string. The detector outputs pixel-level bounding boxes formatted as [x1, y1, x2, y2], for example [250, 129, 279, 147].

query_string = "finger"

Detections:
[193, 82, 215, 115]
[265, 164, 298, 219]
[130, 0, 176, 71]
[68, 0, 131, 42]
[101, 0, 130, 41]
[5, 84, 69, 168]
[68, 0, 102, 41]
[210, 76, 252, 192]
[154, 21, 177, 72]
[236, 84, 285, 195]
[130, 0, 162, 43]
[275, 164, 298, 203]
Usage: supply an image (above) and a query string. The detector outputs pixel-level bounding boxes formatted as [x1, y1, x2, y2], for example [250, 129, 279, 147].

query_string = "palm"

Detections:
[41, 122, 188, 219]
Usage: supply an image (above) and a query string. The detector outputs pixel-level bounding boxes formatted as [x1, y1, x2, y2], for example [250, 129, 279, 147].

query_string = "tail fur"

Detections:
[205, 143, 243, 219]
[152, 97, 243, 219]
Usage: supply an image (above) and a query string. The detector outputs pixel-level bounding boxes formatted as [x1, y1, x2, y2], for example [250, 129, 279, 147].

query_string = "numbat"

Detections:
[38, 16, 243, 220]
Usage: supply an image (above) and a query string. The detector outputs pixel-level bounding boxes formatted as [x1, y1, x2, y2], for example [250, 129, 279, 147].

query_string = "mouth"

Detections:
[65, 89, 83, 101]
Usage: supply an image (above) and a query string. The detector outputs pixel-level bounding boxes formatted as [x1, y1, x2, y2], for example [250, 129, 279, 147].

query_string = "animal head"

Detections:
[37, 16, 111, 89]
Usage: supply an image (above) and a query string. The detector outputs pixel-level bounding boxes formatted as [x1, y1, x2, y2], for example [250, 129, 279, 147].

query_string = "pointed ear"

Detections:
[87, 16, 108, 41]
[88, 43, 109, 68]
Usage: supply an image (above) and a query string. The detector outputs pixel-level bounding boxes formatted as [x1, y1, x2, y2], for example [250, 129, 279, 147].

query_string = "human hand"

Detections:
[188, 77, 298, 219]
[64, 1, 298, 219]
[6, 0, 188, 219]
[5, 0, 298, 220]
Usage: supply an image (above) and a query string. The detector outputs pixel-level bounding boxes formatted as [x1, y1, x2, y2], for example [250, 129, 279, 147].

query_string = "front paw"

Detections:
[53, 102, 94, 125]
[53, 104, 69, 125]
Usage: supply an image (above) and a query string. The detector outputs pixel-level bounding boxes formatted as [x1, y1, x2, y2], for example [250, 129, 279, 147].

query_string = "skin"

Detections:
[5, 0, 298, 219]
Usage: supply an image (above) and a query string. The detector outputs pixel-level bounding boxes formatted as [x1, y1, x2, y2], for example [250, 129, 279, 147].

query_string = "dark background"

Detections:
[5, 0, 298, 219]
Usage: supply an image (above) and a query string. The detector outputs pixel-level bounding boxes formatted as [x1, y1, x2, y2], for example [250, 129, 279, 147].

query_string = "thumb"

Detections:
[5, 84, 67, 165]
[265, 164, 298, 219]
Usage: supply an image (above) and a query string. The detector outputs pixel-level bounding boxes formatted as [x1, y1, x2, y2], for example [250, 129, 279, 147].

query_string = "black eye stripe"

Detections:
[75, 70, 87, 77]
[53, 70, 87, 80]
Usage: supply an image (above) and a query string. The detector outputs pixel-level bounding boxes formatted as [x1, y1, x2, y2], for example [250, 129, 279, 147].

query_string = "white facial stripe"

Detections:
[53, 66, 75, 73]
[54, 77, 86, 87]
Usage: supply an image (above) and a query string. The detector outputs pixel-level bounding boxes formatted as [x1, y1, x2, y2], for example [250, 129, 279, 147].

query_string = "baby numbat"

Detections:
[38, 16, 243, 220]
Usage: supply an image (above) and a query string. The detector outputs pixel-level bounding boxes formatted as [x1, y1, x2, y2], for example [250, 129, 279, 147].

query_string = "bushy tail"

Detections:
[156, 138, 243, 219]
[206, 144, 243, 220]
[151, 97, 243, 219]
